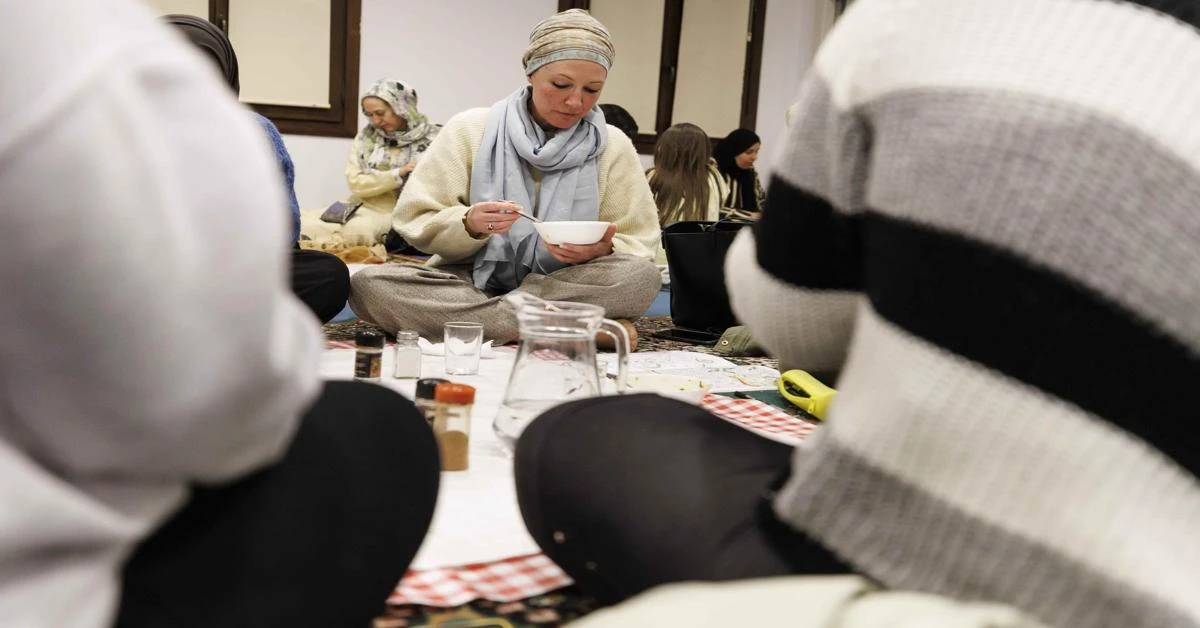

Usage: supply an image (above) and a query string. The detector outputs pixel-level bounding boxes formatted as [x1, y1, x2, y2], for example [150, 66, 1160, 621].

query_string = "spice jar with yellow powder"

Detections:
[433, 382, 474, 471]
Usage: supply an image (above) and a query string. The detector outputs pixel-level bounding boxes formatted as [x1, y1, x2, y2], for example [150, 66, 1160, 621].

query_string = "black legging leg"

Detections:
[515, 393, 849, 606]
[291, 248, 350, 323]
[116, 381, 439, 627]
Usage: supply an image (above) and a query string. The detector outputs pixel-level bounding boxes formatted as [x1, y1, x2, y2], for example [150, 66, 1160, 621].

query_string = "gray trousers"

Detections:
[348, 254, 661, 343]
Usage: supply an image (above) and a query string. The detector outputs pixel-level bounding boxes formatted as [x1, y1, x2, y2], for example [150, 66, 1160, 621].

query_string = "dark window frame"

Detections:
[559, 0, 767, 153]
[208, 0, 361, 138]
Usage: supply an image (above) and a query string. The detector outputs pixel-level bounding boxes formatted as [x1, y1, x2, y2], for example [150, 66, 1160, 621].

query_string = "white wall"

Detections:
[755, 0, 817, 182]
[285, 0, 818, 209]
[286, 0, 554, 208]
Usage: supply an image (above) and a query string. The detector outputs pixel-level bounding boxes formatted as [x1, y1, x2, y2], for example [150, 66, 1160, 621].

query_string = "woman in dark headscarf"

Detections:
[714, 128, 766, 220]
[599, 103, 638, 141]
[164, 14, 350, 324]
[163, 14, 240, 92]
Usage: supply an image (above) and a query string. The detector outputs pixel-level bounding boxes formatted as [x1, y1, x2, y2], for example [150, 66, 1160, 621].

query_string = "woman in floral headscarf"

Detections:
[301, 79, 439, 247]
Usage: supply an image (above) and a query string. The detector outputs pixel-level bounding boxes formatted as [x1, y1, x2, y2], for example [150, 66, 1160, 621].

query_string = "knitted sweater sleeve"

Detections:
[393, 108, 491, 263]
[598, 127, 660, 258]
[724, 69, 865, 372]
[345, 133, 401, 201]
[252, 113, 300, 243]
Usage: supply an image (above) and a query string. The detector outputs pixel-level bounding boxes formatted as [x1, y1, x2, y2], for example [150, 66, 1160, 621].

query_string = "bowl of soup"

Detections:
[534, 221, 611, 245]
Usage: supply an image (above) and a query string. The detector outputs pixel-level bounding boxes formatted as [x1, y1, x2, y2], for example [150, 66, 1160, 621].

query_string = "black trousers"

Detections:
[115, 381, 439, 627]
[292, 248, 350, 324]
[515, 394, 850, 606]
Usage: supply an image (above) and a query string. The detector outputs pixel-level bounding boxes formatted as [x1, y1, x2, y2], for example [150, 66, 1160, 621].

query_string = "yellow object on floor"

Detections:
[777, 369, 837, 420]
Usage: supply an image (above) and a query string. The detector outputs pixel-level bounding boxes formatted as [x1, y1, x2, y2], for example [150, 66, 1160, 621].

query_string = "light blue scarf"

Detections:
[470, 86, 607, 291]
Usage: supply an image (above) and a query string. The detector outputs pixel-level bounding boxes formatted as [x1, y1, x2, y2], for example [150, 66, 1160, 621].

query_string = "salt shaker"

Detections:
[392, 330, 422, 379]
[353, 330, 384, 382]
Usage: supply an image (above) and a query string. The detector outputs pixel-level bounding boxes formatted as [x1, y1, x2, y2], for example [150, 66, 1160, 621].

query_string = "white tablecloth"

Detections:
[320, 346, 541, 570]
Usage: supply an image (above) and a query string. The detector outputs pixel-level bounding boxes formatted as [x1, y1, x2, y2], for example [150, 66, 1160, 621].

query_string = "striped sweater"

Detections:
[724, 0, 1200, 626]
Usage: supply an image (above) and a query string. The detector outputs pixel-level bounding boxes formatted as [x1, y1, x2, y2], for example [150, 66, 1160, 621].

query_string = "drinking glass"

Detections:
[443, 322, 484, 375]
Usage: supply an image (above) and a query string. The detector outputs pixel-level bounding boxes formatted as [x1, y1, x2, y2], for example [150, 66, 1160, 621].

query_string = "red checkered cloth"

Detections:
[388, 395, 816, 607]
[700, 394, 817, 444]
[389, 554, 570, 607]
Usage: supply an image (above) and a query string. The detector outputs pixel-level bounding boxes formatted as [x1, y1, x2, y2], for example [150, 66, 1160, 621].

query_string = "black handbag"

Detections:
[662, 220, 750, 333]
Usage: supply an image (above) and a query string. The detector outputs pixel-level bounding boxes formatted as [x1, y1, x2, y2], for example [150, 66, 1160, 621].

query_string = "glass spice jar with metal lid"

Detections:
[353, 330, 385, 382]
[392, 330, 422, 379]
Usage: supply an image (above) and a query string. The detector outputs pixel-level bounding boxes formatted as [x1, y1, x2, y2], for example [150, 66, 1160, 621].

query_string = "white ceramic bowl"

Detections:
[534, 220, 611, 245]
[626, 373, 712, 405]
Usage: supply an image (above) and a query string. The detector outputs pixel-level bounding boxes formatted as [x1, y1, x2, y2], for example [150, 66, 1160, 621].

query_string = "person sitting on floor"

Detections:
[166, 14, 350, 323]
[349, 9, 661, 345]
[513, 0, 1200, 625]
[302, 79, 440, 250]
[599, 103, 638, 141]
[646, 122, 729, 285]
[714, 128, 766, 220]
[0, 3, 439, 627]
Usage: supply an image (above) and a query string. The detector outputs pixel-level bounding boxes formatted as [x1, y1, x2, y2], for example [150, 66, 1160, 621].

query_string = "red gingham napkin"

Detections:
[387, 397, 815, 607]
[701, 393, 817, 444]
[389, 554, 570, 607]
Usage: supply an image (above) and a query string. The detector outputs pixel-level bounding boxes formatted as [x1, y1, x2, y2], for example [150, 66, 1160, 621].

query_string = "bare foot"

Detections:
[596, 319, 637, 352]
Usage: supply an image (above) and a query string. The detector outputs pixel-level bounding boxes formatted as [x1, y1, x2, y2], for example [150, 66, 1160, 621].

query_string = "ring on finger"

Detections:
[487, 222, 494, 232]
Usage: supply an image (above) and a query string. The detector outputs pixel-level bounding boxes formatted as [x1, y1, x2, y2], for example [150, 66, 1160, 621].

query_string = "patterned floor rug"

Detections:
[373, 589, 598, 628]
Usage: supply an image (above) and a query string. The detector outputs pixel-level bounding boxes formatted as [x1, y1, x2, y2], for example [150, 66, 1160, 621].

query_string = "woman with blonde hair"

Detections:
[302, 79, 439, 247]
[350, 9, 661, 345]
[648, 123, 728, 225]
[647, 122, 728, 284]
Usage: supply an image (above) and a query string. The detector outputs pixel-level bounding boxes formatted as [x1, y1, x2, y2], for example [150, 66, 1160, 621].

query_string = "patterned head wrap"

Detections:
[358, 79, 436, 171]
[522, 9, 615, 76]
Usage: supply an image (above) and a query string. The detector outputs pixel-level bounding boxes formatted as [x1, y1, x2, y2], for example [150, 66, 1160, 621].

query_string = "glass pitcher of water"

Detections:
[493, 297, 630, 452]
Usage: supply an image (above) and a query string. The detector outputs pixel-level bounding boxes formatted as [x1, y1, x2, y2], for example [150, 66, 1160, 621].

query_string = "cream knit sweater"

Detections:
[393, 107, 660, 266]
[345, 133, 405, 215]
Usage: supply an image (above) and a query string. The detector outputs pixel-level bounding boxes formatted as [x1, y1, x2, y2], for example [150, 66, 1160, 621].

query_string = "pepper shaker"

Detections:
[353, 330, 384, 382]
[414, 377, 449, 425]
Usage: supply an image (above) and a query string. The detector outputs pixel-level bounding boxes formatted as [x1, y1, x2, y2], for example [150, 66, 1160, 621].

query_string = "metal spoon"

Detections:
[509, 208, 543, 224]
[496, 200, 543, 224]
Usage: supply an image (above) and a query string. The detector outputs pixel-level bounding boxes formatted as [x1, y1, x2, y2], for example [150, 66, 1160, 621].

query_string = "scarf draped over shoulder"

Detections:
[470, 86, 607, 292]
